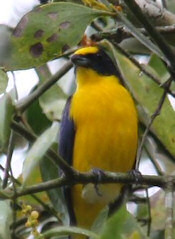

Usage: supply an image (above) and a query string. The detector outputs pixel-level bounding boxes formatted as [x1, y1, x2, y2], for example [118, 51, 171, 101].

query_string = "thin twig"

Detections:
[136, 80, 171, 169]
[129, 195, 147, 203]
[145, 188, 151, 236]
[9, 165, 17, 239]
[15, 61, 73, 114]
[165, 179, 174, 239]
[2, 130, 15, 189]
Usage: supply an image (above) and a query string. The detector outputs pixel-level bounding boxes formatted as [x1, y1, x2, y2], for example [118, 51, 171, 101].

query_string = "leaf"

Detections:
[3, 2, 110, 70]
[40, 92, 66, 121]
[26, 99, 51, 134]
[40, 153, 69, 225]
[150, 189, 166, 231]
[110, 44, 175, 158]
[22, 122, 59, 184]
[18, 167, 50, 205]
[0, 70, 8, 94]
[0, 25, 12, 69]
[0, 93, 14, 152]
[91, 207, 109, 234]
[100, 206, 147, 239]
[42, 226, 99, 239]
[0, 200, 12, 239]
[148, 54, 170, 83]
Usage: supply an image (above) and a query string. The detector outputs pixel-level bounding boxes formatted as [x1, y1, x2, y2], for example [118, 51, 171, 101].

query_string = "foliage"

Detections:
[0, 0, 175, 239]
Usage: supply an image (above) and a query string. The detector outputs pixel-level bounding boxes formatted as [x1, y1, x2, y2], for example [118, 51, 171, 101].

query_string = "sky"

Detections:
[0, 0, 38, 27]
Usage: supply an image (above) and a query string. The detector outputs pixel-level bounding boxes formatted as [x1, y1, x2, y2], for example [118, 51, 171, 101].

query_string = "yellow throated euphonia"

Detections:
[59, 46, 138, 230]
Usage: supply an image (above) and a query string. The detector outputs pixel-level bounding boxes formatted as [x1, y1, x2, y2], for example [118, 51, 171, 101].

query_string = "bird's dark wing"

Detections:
[58, 96, 76, 225]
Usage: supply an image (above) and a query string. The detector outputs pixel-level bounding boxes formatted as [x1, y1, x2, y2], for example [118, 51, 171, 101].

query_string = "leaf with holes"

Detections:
[3, 2, 111, 70]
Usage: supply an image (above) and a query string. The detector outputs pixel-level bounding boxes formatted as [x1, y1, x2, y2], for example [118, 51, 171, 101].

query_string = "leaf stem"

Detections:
[2, 130, 15, 189]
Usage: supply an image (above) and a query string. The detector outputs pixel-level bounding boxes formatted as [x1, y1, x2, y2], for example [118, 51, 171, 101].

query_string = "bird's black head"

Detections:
[71, 46, 120, 77]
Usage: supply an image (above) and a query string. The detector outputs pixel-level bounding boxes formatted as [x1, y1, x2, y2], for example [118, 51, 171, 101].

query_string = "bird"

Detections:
[59, 45, 138, 231]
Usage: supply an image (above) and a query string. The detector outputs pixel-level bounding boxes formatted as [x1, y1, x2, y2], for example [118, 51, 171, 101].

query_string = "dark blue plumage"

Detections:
[58, 96, 76, 225]
[59, 97, 75, 166]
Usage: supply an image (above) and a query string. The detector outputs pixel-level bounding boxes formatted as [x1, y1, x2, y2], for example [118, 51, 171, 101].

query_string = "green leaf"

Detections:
[0, 93, 14, 152]
[26, 99, 51, 134]
[111, 46, 175, 158]
[40, 91, 66, 121]
[150, 189, 166, 231]
[0, 200, 12, 239]
[42, 226, 99, 239]
[4, 2, 110, 70]
[40, 153, 69, 225]
[148, 54, 170, 83]
[0, 70, 8, 94]
[91, 207, 109, 235]
[22, 122, 59, 184]
[101, 206, 147, 239]
[0, 25, 12, 69]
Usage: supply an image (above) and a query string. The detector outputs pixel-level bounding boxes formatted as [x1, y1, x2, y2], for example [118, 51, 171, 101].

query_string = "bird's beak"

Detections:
[71, 54, 90, 67]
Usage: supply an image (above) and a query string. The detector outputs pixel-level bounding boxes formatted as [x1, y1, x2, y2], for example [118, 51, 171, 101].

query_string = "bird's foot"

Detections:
[128, 169, 142, 183]
[91, 168, 105, 197]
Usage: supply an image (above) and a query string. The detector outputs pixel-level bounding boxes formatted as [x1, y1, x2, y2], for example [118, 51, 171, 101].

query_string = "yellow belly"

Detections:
[70, 73, 138, 229]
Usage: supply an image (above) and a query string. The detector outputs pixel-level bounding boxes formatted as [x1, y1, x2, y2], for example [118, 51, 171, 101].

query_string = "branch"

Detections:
[123, 0, 175, 80]
[15, 61, 72, 114]
[165, 181, 174, 239]
[6, 171, 175, 198]
[92, 25, 175, 45]
[134, 0, 175, 25]
[108, 0, 175, 25]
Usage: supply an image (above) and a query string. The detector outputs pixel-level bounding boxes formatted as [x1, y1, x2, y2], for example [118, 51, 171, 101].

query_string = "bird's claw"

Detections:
[129, 169, 142, 183]
[91, 168, 105, 197]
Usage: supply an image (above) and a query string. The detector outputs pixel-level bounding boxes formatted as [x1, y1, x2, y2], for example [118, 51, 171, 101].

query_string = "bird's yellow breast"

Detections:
[70, 67, 138, 229]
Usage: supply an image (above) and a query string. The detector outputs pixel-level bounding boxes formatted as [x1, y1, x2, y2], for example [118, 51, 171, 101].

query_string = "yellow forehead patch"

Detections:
[74, 46, 99, 55]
